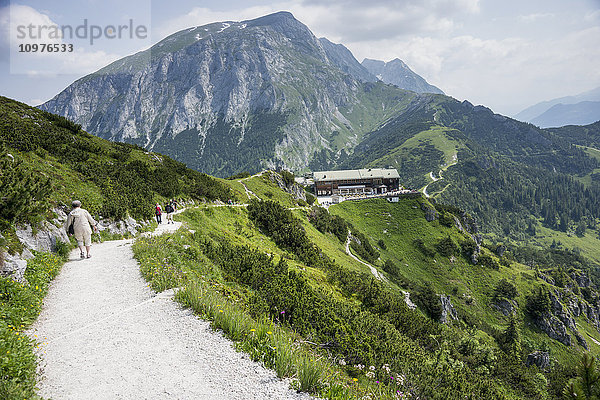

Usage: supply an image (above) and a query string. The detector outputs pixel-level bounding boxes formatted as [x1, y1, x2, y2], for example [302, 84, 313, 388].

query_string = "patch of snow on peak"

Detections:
[239, 23, 247, 29]
[376, 74, 383, 80]
[217, 23, 231, 33]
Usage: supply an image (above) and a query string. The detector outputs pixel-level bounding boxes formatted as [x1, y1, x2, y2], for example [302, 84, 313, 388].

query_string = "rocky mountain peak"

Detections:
[361, 57, 444, 95]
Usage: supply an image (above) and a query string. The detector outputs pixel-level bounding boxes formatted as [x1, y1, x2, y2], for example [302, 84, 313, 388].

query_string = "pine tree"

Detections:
[563, 353, 600, 399]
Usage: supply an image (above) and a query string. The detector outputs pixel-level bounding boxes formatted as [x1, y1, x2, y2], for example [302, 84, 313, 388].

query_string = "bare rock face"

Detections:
[402, 290, 417, 310]
[440, 295, 458, 324]
[15, 221, 69, 254]
[526, 351, 550, 369]
[40, 12, 407, 177]
[535, 313, 571, 346]
[0, 251, 28, 282]
[99, 217, 143, 236]
[267, 171, 306, 201]
[1, 209, 71, 283]
[491, 298, 516, 316]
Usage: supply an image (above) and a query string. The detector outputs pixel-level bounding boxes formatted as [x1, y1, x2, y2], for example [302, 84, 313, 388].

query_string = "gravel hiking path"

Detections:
[27, 220, 311, 400]
[344, 231, 384, 281]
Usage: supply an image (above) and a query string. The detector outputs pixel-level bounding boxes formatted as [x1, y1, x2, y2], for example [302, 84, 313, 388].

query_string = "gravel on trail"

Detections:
[27, 221, 312, 400]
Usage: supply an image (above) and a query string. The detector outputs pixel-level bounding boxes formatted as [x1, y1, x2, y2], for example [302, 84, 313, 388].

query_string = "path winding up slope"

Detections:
[28, 221, 310, 400]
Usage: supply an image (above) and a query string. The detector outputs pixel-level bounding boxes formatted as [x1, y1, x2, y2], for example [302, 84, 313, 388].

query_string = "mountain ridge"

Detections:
[514, 86, 600, 127]
[362, 57, 444, 95]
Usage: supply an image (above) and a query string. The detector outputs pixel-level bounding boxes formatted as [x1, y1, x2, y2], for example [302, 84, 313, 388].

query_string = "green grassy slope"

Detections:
[0, 96, 233, 230]
[329, 199, 596, 362]
[132, 186, 597, 398]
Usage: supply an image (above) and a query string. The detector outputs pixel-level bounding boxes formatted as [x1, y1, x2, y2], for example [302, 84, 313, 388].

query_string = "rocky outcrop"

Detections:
[491, 298, 516, 316]
[535, 313, 571, 346]
[525, 351, 550, 369]
[440, 295, 458, 324]
[100, 216, 144, 236]
[402, 290, 417, 310]
[420, 202, 438, 222]
[1, 208, 71, 283]
[0, 251, 28, 282]
[267, 171, 306, 202]
[532, 288, 589, 349]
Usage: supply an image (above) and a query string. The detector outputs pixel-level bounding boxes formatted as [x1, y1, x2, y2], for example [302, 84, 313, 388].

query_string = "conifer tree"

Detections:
[564, 353, 600, 399]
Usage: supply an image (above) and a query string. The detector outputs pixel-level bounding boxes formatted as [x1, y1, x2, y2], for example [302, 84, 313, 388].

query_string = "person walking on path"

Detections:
[155, 203, 162, 224]
[165, 201, 174, 224]
[65, 200, 98, 259]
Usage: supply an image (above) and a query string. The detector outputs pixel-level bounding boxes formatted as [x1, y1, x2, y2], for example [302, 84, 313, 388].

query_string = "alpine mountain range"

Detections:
[40, 12, 600, 243]
[40, 11, 447, 177]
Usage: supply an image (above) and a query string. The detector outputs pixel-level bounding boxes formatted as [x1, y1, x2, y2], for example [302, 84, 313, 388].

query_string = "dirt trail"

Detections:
[27, 220, 310, 400]
[345, 231, 384, 281]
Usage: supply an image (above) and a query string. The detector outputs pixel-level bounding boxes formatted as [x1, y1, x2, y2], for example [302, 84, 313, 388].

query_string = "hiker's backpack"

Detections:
[68, 216, 75, 235]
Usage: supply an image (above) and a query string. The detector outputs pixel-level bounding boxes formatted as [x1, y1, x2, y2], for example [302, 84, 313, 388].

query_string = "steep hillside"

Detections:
[132, 179, 599, 398]
[339, 95, 600, 243]
[0, 96, 233, 271]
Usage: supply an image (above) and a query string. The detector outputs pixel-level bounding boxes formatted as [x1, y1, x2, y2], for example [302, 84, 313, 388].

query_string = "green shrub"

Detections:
[414, 284, 442, 321]
[226, 171, 251, 180]
[435, 236, 459, 257]
[280, 170, 295, 186]
[525, 286, 551, 319]
[413, 238, 435, 258]
[493, 279, 518, 301]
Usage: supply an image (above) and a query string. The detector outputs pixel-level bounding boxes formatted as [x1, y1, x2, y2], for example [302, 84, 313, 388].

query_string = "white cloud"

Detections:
[517, 13, 554, 22]
[155, 5, 282, 40]
[3, 4, 139, 76]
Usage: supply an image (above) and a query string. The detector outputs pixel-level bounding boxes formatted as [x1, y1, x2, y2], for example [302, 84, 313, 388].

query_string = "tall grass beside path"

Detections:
[1, 252, 64, 399]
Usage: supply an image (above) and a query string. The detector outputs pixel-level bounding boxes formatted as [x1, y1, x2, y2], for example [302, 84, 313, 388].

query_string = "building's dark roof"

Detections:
[313, 168, 400, 182]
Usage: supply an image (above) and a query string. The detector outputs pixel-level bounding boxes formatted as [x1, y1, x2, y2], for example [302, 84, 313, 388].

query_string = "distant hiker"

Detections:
[155, 203, 162, 224]
[66, 200, 98, 259]
[165, 201, 174, 224]
[171, 199, 178, 211]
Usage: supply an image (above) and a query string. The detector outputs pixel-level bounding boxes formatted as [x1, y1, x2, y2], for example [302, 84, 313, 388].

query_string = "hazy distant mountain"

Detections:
[361, 58, 444, 94]
[515, 87, 600, 127]
[530, 101, 600, 128]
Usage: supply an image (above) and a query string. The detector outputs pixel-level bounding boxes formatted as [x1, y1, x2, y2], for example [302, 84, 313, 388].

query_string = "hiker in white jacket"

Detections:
[65, 200, 98, 259]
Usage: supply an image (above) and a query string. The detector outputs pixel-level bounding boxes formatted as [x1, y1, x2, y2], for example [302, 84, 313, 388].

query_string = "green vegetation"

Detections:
[0, 252, 64, 398]
[0, 96, 233, 225]
[131, 191, 597, 399]
[152, 112, 289, 178]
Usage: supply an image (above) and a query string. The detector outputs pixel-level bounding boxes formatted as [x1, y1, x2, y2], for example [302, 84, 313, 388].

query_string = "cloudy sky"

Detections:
[0, 0, 599, 116]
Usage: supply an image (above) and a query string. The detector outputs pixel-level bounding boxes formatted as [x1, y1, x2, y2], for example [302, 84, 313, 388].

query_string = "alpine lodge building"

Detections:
[313, 168, 401, 196]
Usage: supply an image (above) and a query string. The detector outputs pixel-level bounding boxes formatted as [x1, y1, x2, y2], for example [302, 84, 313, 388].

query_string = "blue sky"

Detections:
[1, 0, 599, 115]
